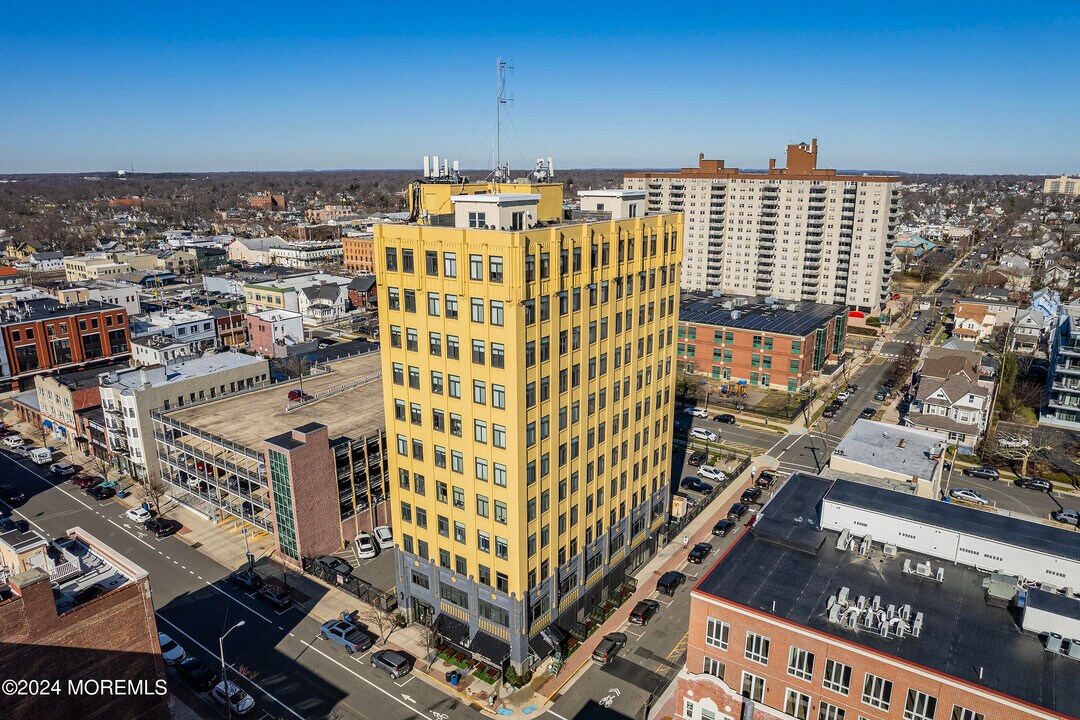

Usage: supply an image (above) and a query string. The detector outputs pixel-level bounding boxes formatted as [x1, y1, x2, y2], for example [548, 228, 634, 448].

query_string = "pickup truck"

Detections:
[319, 619, 374, 654]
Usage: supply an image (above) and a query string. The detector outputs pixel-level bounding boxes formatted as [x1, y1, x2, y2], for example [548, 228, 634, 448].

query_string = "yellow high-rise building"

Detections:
[376, 183, 682, 669]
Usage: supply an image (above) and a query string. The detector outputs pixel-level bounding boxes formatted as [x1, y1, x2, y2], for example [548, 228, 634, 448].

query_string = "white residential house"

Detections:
[298, 282, 348, 324]
[1012, 309, 1046, 353]
[906, 349, 994, 452]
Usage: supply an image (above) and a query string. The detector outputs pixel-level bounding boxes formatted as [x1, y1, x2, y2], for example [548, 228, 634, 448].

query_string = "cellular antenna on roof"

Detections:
[493, 57, 513, 183]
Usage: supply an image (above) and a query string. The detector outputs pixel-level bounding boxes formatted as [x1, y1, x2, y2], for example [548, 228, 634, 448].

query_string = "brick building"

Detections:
[288, 223, 342, 243]
[0, 298, 130, 391]
[675, 472, 1078, 720]
[342, 233, 375, 274]
[211, 307, 246, 347]
[677, 293, 846, 392]
[0, 527, 167, 720]
[347, 275, 376, 310]
[248, 192, 286, 211]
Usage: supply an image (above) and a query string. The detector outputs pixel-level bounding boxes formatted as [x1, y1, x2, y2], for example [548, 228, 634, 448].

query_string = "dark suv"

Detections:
[657, 570, 686, 596]
[740, 487, 763, 505]
[687, 451, 707, 467]
[591, 632, 627, 665]
[228, 568, 264, 590]
[755, 473, 775, 489]
[963, 466, 999, 481]
[628, 599, 660, 625]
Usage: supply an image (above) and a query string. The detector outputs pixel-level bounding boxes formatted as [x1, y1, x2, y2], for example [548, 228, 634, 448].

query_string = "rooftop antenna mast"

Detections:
[494, 57, 513, 183]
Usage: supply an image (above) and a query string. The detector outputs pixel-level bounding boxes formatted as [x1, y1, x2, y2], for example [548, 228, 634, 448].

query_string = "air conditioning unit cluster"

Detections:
[826, 587, 923, 639]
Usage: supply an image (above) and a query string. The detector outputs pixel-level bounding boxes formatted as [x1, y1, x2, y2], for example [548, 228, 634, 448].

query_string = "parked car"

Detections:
[962, 466, 999, 481]
[159, 633, 186, 664]
[14, 444, 34, 457]
[71, 474, 101, 489]
[1015, 477, 1052, 492]
[628, 599, 660, 625]
[697, 465, 726, 482]
[656, 570, 686, 596]
[591, 632, 627, 665]
[257, 584, 292, 610]
[923, 326, 933, 334]
[287, 389, 313, 401]
[897, 401, 912, 413]
[836, 390, 851, 402]
[320, 619, 374, 654]
[740, 487, 763, 505]
[846, 384, 859, 393]
[687, 542, 713, 564]
[2, 434, 24, 448]
[49, 461, 76, 476]
[1051, 509, 1080, 526]
[949, 488, 990, 505]
[0, 516, 17, 533]
[314, 555, 353, 577]
[727, 503, 749, 520]
[822, 406, 837, 419]
[690, 427, 718, 442]
[998, 437, 1030, 449]
[371, 649, 412, 678]
[681, 477, 714, 494]
[754, 472, 775, 489]
[859, 407, 876, 420]
[873, 390, 887, 401]
[354, 532, 378, 561]
[87, 485, 116, 501]
[712, 519, 736, 537]
[176, 656, 218, 691]
[373, 525, 394, 550]
[687, 451, 707, 467]
[209, 680, 255, 716]
[125, 507, 152, 524]
[144, 517, 176, 538]
[229, 568, 264, 590]
[683, 407, 709, 418]
[714, 414, 737, 424]
[0, 484, 26, 504]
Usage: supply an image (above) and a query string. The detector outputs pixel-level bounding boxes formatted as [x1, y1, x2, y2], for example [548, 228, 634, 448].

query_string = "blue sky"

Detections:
[1, 1, 1077, 174]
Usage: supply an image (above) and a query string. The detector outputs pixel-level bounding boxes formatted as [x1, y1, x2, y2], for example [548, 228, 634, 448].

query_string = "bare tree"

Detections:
[417, 615, 442, 669]
[136, 475, 167, 516]
[363, 599, 400, 646]
[990, 430, 1054, 478]
[85, 453, 113, 482]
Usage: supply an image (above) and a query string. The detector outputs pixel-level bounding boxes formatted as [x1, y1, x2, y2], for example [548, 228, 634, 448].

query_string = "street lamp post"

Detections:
[219, 620, 246, 720]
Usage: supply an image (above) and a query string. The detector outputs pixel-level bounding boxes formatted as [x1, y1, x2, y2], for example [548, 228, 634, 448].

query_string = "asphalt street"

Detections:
[0, 452, 473, 720]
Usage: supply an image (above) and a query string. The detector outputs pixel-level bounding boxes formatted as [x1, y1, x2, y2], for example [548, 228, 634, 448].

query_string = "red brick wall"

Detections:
[246, 316, 276, 357]
[681, 592, 1065, 720]
[0, 571, 167, 720]
[265, 425, 342, 561]
[2, 307, 130, 384]
[343, 236, 375, 275]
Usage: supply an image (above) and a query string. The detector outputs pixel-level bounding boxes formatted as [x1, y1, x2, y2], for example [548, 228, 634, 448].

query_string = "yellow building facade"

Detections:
[376, 186, 682, 667]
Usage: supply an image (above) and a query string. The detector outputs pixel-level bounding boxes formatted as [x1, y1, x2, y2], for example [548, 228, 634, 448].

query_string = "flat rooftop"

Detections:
[699, 473, 1080, 718]
[101, 352, 265, 391]
[0, 298, 122, 324]
[164, 351, 383, 449]
[679, 293, 844, 336]
[832, 420, 942, 480]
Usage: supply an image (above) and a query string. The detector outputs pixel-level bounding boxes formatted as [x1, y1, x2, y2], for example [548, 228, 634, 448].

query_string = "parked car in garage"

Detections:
[687, 451, 706, 467]
[681, 477, 715, 494]
[697, 466, 726, 482]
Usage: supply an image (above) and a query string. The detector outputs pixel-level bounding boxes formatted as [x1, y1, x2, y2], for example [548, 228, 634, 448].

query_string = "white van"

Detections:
[2, 435, 24, 449]
[29, 447, 53, 465]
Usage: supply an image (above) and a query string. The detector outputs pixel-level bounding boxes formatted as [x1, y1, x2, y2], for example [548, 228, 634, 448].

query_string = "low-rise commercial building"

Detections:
[0, 298, 130, 391]
[676, 472, 1080, 720]
[99, 353, 270, 481]
[343, 233, 376, 274]
[677, 293, 847, 391]
[270, 240, 344, 268]
[0, 527, 167, 720]
[211, 307, 246, 347]
[246, 309, 311, 358]
[829, 419, 945, 498]
[63, 254, 129, 282]
[152, 352, 388, 565]
[1042, 301, 1080, 429]
[227, 236, 290, 265]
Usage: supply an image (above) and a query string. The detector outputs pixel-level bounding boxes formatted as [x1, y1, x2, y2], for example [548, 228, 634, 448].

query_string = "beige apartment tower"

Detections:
[1043, 175, 1080, 196]
[376, 182, 681, 669]
[625, 140, 902, 312]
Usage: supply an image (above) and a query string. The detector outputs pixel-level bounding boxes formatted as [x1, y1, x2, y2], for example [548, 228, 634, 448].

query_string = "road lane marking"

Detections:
[155, 614, 305, 720]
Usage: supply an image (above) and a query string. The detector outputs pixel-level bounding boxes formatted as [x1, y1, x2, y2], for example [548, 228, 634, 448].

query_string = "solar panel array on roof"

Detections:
[678, 294, 844, 337]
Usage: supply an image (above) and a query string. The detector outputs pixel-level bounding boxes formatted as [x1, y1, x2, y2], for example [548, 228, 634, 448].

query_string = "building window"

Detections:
[822, 659, 851, 695]
[441, 584, 469, 609]
[903, 690, 937, 720]
[471, 298, 484, 323]
[950, 706, 983, 720]
[784, 689, 811, 720]
[454, 521, 466, 544]
[495, 536, 508, 559]
[705, 618, 728, 649]
[493, 463, 507, 487]
[787, 646, 814, 682]
[470, 254, 484, 278]
[452, 486, 465, 509]
[489, 256, 503, 282]
[818, 702, 845, 720]
[744, 632, 770, 665]
[477, 531, 490, 553]
[703, 657, 725, 680]
[861, 673, 893, 711]
[477, 495, 489, 517]
[741, 671, 765, 703]
[468, 213, 486, 230]
[444, 252, 457, 277]
[490, 300, 504, 326]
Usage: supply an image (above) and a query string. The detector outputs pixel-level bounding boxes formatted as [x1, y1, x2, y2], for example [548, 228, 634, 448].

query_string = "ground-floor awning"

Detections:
[469, 631, 510, 666]
[434, 613, 471, 648]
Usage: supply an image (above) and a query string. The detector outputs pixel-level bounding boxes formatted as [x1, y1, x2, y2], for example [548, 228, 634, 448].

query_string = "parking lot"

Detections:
[943, 468, 1080, 523]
